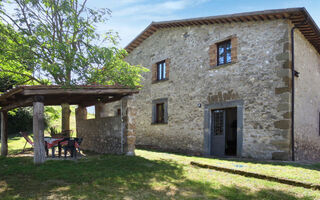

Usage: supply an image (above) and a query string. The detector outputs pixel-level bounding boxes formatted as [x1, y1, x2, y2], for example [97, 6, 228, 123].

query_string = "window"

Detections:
[156, 103, 165, 123]
[152, 98, 168, 124]
[212, 110, 225, 135]
[209, 36, 237, 67]
[152, 59, 170, 83]
[157, 61, 166, 80]
[217, 40, 231, 66]
[117, 108, 121, 116]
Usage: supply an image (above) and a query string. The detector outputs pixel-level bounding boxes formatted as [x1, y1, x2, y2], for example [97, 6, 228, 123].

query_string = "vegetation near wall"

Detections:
[7, 108, 33, 135]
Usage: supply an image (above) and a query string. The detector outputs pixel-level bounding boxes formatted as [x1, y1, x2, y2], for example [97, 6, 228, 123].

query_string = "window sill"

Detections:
[151, 122, 168, 125]
[152, 79, 169, 84]
[210, 61, 237, 70]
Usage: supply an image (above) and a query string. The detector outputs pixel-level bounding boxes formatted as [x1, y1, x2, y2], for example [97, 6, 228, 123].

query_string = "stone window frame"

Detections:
[209, 35, 238, 68]
[152, 59, 170, 84]
[151, 98, 168, 125]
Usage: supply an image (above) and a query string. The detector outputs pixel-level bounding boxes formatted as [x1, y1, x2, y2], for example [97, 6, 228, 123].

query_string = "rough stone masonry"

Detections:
[76, 96, 136, 156]
[108, 15, 320, 160]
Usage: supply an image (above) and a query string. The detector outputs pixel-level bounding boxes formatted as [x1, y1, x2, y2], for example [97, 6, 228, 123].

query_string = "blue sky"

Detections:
[87, 0, 320, 48]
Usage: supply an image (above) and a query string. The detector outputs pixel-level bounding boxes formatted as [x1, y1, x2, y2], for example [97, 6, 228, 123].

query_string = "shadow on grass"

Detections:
[0, 154, 316, 200]
[8, 134, 24, 140]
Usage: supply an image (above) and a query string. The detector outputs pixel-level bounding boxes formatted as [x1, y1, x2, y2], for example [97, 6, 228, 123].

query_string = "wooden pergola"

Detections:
[0, 85, 138, 164]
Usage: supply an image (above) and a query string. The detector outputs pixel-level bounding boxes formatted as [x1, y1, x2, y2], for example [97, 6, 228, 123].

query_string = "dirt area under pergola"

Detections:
[0, 85, 138, 164]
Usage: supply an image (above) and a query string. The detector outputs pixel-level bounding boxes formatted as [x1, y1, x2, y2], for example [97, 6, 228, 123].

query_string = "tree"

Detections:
[0, 22, 40, 85]
[0, 0, 147, 132]
[0, 75, 59, 135]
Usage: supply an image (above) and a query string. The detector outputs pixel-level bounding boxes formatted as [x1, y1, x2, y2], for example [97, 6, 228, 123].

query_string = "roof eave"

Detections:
[125, 7, 320, 54]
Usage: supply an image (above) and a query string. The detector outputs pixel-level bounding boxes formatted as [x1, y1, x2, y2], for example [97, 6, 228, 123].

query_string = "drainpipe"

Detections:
[290, 26, 296, 161]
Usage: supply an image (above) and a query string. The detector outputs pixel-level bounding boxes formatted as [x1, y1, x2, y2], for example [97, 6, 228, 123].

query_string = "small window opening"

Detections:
[156, 103, 165, 123]
[157, 61, 166, 81]
[217, 40, 231, 65]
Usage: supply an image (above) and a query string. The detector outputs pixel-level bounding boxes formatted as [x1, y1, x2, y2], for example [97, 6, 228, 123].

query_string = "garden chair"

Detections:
[20, 132, 34, 152]
[57, 137, 82, 158]
[20, 132, 49, 156]
[74, 138, 83, 155]
[58, 137, 70, 158]
[63, 139, 77, 158]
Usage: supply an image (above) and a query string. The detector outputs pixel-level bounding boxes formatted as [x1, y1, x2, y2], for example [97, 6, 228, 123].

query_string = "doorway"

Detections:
[210, 107, 237, 157]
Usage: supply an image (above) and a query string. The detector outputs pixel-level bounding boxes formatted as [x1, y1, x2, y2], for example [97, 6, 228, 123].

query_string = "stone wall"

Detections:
[294, 28, 320, 161]
[77, 116, 122, 154]
[76, 96, 136, 155]
[123, 19, 294, 160]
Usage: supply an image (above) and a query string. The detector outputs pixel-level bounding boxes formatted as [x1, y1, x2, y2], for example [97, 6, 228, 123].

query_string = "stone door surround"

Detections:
[204, 100, 244, 157]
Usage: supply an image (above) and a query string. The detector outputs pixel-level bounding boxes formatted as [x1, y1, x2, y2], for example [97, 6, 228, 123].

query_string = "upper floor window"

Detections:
[217, 40, 231, 66]
[152, 59, 170, 83]
[157, 60, 166, 81]
[209, 36, 237, 67]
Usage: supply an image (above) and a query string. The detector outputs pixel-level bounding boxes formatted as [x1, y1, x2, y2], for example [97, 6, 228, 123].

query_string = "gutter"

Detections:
[290, 20, 306, 161]
[291, 26, 296, 161]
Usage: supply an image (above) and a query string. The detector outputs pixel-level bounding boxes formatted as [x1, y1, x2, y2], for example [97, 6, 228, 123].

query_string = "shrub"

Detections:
[7, 108, 34, 135]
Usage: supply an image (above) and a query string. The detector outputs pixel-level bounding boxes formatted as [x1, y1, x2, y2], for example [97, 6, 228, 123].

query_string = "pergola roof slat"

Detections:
[0, 85, 139, 111]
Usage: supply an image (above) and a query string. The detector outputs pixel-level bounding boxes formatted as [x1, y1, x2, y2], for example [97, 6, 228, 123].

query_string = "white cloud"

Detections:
[113, 0, 210, 17]
[95, 0, 211, 47]
[106, 0, 147, 8]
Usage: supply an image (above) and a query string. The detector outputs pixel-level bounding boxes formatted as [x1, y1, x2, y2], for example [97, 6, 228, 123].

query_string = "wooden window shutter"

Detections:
[165, 58, 170, 80]
[152, 63, 157, 83]
[209, 44, 217, 66]
[231, 37, 238, 62]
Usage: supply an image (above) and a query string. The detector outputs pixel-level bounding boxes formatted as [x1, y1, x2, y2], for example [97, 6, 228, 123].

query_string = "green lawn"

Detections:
[190, 155, 320, 186]
[1, 137, 320, 199]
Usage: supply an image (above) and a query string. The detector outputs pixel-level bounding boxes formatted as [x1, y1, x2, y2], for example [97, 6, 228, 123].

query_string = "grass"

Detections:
[6, 135, 33, 155]
[1, 137, 320, 199]
[190, 156, 320, 185]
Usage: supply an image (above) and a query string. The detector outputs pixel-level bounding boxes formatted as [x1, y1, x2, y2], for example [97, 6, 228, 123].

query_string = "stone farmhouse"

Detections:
[108, 8, 320, 161]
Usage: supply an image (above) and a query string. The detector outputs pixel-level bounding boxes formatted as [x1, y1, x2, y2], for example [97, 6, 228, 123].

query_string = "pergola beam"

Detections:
[0, 95, 128, 112]
[22, 88, 136, 96]
[1, 98, 33, 112]
[1, 111, 8, 156]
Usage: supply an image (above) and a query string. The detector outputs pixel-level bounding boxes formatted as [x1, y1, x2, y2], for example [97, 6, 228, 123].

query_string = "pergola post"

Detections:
[121, 96, 136, 156]
[33, 97, 46, 164]
[76, 105, 87, 134]
[61, 103, 71, 133]
[95, 103, 108, 118]
[76, 105, 87, 121]
[1, 111, 8, 156]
